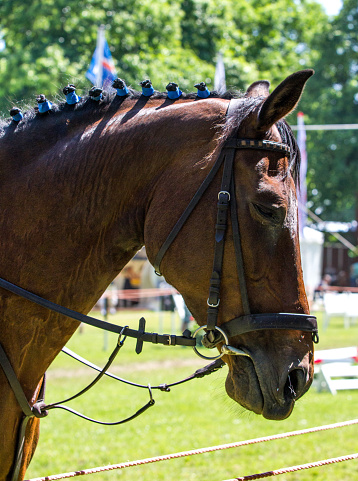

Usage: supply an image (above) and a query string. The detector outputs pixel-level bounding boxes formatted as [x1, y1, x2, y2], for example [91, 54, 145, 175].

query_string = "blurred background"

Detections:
[2, 0, 358, 302]
[1, 1, 357, 278]
[2, 2, 357, 478]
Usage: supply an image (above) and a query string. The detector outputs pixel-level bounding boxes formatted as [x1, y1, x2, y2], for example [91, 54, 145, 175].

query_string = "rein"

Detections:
[0, 286, 224, 481]
[0, 275, 226, 481]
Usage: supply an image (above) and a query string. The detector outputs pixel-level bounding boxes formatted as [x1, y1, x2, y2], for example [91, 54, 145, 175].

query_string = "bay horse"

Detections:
[0, 69, 316, 480]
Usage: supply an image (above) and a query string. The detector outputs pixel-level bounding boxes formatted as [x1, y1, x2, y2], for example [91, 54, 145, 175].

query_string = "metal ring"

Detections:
[192, 325, 229, 360]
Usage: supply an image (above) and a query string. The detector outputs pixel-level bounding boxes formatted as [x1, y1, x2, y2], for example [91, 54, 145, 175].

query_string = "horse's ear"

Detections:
[256, 69, 314, 131]
[246, 80, 270, 98]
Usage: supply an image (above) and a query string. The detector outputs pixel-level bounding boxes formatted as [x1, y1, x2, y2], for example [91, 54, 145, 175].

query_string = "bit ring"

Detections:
[192, 325, 229, 360]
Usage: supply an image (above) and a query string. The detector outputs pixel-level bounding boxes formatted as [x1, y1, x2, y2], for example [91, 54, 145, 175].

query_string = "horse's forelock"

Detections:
[277, 119, 301, 186]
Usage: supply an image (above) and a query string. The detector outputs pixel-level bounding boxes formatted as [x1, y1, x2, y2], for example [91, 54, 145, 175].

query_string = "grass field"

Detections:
[25, 308, 358, 481]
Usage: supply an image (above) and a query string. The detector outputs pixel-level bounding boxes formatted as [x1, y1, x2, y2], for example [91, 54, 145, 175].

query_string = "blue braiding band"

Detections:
[197, 88, 210, 99]
[12, 112, 23, 121]
[10, 108, 23, 122]
[113, 78, 129, 96]
[167, 88, 182, 100]
[38, 100, 52, 113]
[65, 92, 81, 104]
[116, 86, 129, 96]
[142, 86, 154, 97]
[89, 87, 103, 101]
[195, 82, 211, 99]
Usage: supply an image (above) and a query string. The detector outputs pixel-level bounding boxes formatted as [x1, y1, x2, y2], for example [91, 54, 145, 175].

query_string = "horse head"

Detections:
[146, 70, 315, 420]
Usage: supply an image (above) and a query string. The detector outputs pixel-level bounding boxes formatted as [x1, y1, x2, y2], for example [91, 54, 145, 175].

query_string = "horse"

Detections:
[0, 69, 316, 480]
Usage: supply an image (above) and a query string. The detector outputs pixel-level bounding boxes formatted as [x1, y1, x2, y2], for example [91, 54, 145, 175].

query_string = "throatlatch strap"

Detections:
[153, 147, 227, 276]
[153, 99, 240, 277]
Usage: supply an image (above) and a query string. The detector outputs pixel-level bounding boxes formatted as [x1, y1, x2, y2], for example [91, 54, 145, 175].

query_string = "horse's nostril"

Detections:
[284, 368, 306, 401]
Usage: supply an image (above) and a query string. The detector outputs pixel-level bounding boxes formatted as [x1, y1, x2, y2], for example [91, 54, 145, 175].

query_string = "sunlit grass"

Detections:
[25, 308, 358, 480]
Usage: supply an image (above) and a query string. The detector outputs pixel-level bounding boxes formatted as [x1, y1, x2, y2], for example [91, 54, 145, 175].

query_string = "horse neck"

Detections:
[0, 98, 228, 314]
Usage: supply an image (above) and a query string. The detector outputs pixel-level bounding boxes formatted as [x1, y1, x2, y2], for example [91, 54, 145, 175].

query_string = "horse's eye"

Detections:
[250, 202, 285, 225]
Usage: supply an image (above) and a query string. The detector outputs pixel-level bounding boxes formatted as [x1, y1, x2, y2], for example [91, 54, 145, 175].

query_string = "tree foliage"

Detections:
[0, 0, 326, 109]
[297, 0, 358, 221]
[0, 0, 356, 223]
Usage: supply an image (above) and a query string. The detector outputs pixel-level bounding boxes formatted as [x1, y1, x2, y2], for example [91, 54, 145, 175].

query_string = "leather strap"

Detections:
[153, 147, 226, 276]
[0, 343, 48, 481]
[0, 343, 34, 417]
[11, 415, 32, 481]
[153, 99, 240, 277]
[62, 345, 225, 391]
[0, 277, 195, 348]
[225, 138, 291, 154]
[219, 312, 319, 341]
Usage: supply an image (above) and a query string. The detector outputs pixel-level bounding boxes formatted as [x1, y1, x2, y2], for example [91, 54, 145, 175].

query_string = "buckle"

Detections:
[218, 190, 230, 201]
[207, 298, 220, 308]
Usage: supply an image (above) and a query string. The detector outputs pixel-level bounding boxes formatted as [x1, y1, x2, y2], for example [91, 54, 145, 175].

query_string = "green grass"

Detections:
[25, 308, 358, 480]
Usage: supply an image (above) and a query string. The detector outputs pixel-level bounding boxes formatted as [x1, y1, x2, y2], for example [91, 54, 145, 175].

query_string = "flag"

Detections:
[214, 52, 226, 94]
[86, 26, 117, 87]
[297, 111, 307, 235]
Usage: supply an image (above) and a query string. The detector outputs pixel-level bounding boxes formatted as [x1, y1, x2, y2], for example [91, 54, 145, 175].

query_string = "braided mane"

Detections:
[0, 86, 299, 183]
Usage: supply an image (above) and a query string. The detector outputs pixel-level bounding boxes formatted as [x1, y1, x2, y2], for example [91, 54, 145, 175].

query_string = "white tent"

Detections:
[300, 226, 324, 301]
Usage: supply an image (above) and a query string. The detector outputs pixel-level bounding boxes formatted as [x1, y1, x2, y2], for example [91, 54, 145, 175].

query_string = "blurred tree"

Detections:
[180, 0, 326, 90]
[0, 0, 190, 109]
[296, 0, 358, 222]
[0, 0, 326, 114]
[3, 0, 355, 226]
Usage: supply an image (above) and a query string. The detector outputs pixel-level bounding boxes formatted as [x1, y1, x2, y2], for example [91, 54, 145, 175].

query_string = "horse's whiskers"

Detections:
[287, 374, 297, 398]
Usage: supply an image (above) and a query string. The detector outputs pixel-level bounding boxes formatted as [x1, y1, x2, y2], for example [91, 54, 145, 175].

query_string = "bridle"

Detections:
[0, 99, 318, 480]
[153, 99, 318, 359]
